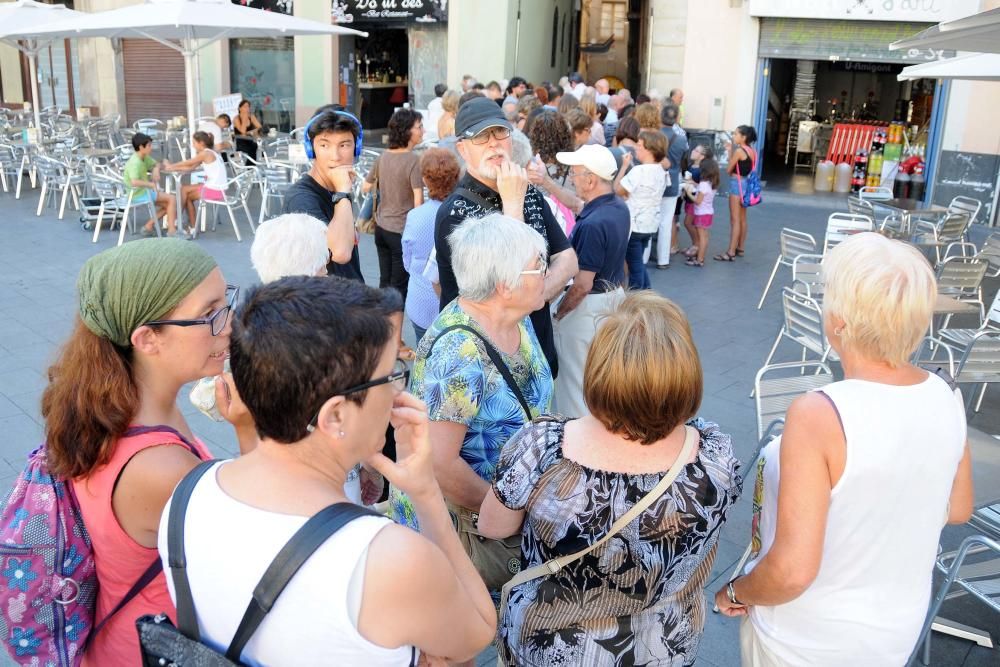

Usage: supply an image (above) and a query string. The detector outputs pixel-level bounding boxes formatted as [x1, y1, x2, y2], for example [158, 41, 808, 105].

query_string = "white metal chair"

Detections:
[791, 253, 825, 301]
[0, 143, 31, 198]
[761, 287, 838, 371]
[976, 233, 1000, 278]
[257, 161, 296, 226]
[758, 228, 818, 310]
[824, 212, 874, 254]
[34, 155, 86, 219]
[115, 186, 161, 246]
[936, 257, 989, 321]
[945, 195, 982, 228]
[194, 170, 256, 242]
[858, 185, 893, 202]
[846, 195, 875, 218]
[933, 289, 1000, 369]
[754, 361, 834, 441]
[911, 212, 972, 264]
[86, 173, 128, 243]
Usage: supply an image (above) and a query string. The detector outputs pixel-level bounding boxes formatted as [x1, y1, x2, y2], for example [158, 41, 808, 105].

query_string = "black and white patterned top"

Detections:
[492, 416, 742, 666]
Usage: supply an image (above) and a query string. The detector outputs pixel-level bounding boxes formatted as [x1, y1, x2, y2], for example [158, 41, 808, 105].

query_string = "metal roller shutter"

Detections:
[758, 18, 950, 63]
[122, 39, 185, 125]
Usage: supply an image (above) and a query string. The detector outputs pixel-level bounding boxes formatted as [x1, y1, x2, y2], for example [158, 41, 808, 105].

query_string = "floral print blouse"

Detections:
[492, 417, 742, 666]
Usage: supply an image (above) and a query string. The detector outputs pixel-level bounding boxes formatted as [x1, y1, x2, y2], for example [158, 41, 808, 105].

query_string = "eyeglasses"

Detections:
[305, 359, 411, 433]
[143, 285, 239, 337]
[467, 126, 512, 145]
[520, 255, 549, 277]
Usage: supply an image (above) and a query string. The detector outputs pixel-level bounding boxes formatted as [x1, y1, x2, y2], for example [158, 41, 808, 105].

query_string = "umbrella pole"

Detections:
[28, 51, 42, 133]
[184, 46, 198, 159]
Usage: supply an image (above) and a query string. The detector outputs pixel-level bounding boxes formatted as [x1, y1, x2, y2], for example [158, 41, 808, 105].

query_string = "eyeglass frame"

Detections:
[142, 285, 240, 337]
[520, 254, 549, 277]
[304, 359, 411, 433]
[465, 126, 512, 145]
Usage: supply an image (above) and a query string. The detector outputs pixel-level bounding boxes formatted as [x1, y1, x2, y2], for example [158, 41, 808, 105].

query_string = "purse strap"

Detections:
[166, 460, 383, 664]
[428, 324, 532, 419]
[455, 186, 498, 213]
[499, 425, 698, 615]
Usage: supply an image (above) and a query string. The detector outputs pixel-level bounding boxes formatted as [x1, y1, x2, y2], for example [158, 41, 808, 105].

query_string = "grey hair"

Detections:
[510, 129, 533, 167]
[449, 213, 547, 302]
[250, 213, 329, 284]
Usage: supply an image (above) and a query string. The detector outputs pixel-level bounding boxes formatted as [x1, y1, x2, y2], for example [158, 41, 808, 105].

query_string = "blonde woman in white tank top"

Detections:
[714, 233, 974, 667]
[164, 130, 229, 237]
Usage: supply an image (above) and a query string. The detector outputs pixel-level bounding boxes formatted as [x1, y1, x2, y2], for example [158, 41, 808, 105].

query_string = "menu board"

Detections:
[332, 0, 448, 24]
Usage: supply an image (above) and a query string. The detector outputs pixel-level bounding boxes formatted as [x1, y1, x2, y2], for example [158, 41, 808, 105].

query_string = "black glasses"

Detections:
[305, 359, 411, 433]
[143, 285, 239, 337]
[468, 127, 512, 145]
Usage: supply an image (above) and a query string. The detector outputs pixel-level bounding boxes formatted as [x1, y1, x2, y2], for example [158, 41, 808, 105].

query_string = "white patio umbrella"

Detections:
[898, 52, 1000, 82]
[0, 0, 84, 132]
[22, 0, 367, 151]
[890, 7, 1000, 55]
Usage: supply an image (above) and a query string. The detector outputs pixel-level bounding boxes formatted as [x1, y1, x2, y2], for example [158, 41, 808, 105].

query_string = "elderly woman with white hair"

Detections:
[389, 213, 553, 593]
[715, 232, 974, 666]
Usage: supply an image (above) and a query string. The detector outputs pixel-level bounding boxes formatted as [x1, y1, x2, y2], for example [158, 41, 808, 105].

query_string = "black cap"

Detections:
[568, 72, 584, 84]
[455, 96, 513, 140]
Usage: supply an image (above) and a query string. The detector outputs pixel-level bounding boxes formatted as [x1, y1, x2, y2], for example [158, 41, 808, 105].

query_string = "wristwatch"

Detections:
[726, 578, 744, 606]
[331, 191, 352, 206]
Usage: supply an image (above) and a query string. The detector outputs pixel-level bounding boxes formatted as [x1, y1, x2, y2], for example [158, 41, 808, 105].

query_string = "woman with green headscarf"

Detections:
[40, 239, 256, 666]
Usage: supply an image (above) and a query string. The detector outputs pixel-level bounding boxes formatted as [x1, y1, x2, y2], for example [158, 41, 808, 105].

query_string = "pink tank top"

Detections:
[72, 426, 210, 666]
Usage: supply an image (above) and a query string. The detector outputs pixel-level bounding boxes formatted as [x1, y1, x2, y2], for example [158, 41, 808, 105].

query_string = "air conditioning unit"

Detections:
[709, 96, 725, 130]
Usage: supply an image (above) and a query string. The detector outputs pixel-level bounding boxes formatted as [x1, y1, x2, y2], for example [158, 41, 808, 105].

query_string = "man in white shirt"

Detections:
[568, 72, 587, 99]
[425, 83, 446, 142]
[197, 114, 233, 153]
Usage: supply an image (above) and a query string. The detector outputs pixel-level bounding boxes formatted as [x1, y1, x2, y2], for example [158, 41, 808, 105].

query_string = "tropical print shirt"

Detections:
[388, 300, 553, 530]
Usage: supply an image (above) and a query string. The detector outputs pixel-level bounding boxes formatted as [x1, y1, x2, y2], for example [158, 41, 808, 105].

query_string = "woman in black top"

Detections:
[715, 125, 757, 262]
[233, 99, 262, 161]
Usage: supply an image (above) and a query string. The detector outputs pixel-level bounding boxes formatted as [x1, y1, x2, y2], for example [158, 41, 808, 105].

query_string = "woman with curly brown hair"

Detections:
[41, 239, 255, 666]
[364, 107, 425, 356]
[634, 102, 661, 131]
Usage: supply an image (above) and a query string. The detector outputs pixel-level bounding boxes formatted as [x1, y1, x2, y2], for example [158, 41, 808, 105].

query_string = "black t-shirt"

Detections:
[435, 174, 571, 376]
[283, 174, 364, 282]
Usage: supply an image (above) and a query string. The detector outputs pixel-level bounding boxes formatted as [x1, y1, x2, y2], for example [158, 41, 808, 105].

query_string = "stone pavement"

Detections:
[0, 185, 996, 666]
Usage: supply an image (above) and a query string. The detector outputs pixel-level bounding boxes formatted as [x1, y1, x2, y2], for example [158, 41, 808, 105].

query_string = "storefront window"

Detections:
[229, 37, 295, 132]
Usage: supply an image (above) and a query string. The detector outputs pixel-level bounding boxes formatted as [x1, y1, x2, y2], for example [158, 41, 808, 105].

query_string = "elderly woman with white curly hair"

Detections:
[389, 213, 553, 594]
[716, 232, 974, 667]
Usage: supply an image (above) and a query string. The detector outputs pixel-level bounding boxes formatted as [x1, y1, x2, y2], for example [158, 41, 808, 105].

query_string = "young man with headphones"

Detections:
[284, 106, 365, 282]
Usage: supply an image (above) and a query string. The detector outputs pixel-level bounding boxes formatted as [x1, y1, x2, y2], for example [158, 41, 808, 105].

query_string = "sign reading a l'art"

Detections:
[332, 0, 448, 24]
[747, 0, 980, 23]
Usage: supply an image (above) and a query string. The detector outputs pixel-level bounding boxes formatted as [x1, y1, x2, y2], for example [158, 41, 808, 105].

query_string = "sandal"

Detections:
[685, 258, 704, 267]
[735, 249, 746, 257]
[683, 246, 698, 258]
[713, 252, 736, 262]
[398, 345, 416, 361]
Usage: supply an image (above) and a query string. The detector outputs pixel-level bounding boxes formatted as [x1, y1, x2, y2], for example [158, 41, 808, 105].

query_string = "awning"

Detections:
[890, 7, 1000, 55]
[898, 53, 1000, 82]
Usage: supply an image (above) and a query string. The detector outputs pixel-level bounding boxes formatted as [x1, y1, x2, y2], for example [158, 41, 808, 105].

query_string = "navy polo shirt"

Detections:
[571, 193, 630, 292]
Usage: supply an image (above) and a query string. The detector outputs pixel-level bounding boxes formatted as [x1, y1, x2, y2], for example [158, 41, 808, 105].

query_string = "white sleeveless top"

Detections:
[157, 461, 416, 667]
[745, 374, 966, 666]
[201, 149, 228, 191]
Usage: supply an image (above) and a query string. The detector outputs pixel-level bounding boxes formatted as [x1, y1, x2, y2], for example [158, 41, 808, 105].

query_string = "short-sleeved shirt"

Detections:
[492, 417, 742, 666]
[283, 173, 364, 282]
[123, 153, 157, 198]
[435, 174, 572, 376]
[571, 193, 630, 291]
[365, 151, 423, 234]
[620, 163, 666, 234]
[693, 180, 716, 216]
[388, 300, 553, 530]
[661, 125, 689, 197]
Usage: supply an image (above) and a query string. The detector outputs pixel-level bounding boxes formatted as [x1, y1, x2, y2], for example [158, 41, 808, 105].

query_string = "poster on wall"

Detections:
[933, 150, 998, 226]
[332, 0, 448, 24]
[232, 0, 293, 14]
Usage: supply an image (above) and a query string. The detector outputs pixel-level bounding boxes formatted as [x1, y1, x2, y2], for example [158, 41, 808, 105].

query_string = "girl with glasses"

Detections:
[40, 239, 255, 666]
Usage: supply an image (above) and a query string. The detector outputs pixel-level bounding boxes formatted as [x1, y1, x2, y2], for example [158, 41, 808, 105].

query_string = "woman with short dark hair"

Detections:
[478, 291, 741, 666]
[363, 108, 425, 357]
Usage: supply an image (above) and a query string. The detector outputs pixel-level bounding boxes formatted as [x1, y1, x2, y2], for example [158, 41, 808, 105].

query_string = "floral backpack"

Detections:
[737, 146, 762, 208]
[0, 428, 187, 666]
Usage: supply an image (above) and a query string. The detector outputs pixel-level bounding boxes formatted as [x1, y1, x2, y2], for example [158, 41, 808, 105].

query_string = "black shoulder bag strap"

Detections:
[454, 186, 498, 213]
[429, 324, 533, 419]
[84, 427, 205, 651]
[224, 503, 383, 663]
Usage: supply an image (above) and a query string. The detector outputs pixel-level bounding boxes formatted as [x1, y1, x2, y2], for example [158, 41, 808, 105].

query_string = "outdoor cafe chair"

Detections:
[824, 212, 874, 254]
[86, 173, 130, 244]
[760, 287, 838, 377]
[974, 232, 1000, 278]
[909, 533, 1000, 665]
[194, 170, 256, 242]
[911, 212, 972, 264]
[936, 257, 989, 322]
[858, 185, 893, 202]
[791, 253, 825, 301]
[0, 143, 31, 198]
[846, 195, 875, 219]
[257, 161, 296, 227]
[116, 185, 162, 246]
[754, 361, 834, 441]
[935, 287, 1000, 353]
[758, 228, 818, 310]
[34, 154, 86, 220]
[922, 331, 1000, 414]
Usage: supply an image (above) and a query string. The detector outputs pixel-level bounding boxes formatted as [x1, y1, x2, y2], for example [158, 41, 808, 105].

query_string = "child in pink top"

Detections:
[686, 157, 721, 267]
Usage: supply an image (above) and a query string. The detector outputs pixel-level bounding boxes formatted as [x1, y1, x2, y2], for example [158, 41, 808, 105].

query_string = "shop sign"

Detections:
[332, 0, 448, 24]
[232, 0, 293, 14]
[748, 0, 979, 24]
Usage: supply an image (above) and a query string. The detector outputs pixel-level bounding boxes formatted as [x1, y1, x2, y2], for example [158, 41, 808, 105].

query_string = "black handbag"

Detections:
[136, 461, 397, 666]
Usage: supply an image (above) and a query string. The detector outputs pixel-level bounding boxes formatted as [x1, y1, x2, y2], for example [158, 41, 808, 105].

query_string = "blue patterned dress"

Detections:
[388, 300, 553, 530]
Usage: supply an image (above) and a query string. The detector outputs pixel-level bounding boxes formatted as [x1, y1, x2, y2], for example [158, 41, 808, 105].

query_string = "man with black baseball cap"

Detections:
[433, 96, 578, 376]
